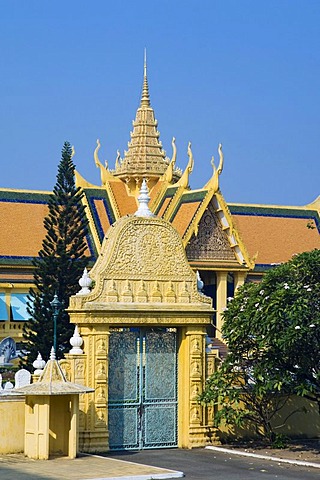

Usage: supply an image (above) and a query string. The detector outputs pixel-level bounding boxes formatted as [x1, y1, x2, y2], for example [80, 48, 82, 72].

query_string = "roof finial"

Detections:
[144, 47, 147, 77]
[50, 346, 56, 361]
[134, 179, 155, 217]
[141, 49, 150, 107]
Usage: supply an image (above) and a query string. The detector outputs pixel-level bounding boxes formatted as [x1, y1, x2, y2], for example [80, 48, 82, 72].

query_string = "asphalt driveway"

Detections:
[108, 447, 320, 480]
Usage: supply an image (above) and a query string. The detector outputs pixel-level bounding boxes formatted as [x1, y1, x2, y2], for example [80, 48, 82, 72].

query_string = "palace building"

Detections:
[0, 60, 319, 451]
[0, 60, 319, 349]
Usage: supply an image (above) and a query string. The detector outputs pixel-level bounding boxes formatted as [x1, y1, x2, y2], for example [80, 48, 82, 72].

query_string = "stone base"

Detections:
[79, 430, 109, 453]
[187, 425, 221, 448]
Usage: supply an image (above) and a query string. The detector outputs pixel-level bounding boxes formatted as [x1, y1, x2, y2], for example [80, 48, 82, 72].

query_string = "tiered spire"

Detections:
[140, 49, 150, 108]
[113, 51, 169, 192]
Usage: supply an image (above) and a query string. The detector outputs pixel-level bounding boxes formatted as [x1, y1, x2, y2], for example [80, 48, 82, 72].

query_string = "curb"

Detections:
[205, 445, 320, 469]
[86, 476, 183, 480]
[82, 453, 184, 480]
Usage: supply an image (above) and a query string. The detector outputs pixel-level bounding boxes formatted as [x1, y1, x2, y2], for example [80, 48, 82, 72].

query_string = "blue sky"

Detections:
[0, 1, 319, 205]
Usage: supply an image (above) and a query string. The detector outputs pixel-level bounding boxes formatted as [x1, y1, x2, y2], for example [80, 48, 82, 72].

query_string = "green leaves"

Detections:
[200, 249, 320, 440]
[22, 142, 89, 368]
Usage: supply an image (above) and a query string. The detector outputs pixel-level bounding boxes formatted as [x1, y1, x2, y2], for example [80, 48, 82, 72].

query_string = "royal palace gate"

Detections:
[68, 214, 215, 452]
[108, 327, 178, 450]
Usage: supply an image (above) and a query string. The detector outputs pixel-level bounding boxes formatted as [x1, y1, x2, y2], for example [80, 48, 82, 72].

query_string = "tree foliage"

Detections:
[22, 142, 89, 368]
[200, 249, 320, 441]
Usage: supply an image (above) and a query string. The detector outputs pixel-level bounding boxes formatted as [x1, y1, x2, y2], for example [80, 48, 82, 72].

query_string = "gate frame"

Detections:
[64, 311, 212, 452]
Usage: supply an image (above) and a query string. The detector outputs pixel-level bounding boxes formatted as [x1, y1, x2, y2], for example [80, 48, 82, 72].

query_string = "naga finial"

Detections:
[171, 137, 177, 167]
[94, 139, 110, 186]
[187, 142, 194, 173]
[94, 139, 101, 168]
[217, 143, 224, 175]
[162, 137, 177, 183]
[205, 143, 224, 192]
[115, 150, 121, 170]
[175, 141, 194, 188]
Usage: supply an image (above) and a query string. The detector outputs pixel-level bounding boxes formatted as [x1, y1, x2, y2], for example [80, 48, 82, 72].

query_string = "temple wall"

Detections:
[272, 396, 320, 439]
[216, 396, 320, 441]
[0, 395, 25, 453]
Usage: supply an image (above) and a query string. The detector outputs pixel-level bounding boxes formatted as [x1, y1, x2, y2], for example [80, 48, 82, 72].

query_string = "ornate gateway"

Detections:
[108, 327, 177, 450]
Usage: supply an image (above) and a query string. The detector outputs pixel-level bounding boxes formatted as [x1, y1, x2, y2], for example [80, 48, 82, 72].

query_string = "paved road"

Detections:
[108, 447, 320, 480]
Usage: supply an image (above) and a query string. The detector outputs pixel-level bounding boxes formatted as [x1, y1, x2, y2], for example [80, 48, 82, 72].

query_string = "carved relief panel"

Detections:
[186, 202, 236, 261]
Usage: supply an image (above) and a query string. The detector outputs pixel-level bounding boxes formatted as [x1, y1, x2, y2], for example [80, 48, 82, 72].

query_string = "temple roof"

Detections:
[111, 56, 176, 190]
[229, 203, 320, 269]
[0, 64, 318, 279]
[0, 184, 318, 278]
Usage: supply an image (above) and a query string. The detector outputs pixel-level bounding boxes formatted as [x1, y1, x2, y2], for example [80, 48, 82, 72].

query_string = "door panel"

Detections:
[108, 328, 177, 450]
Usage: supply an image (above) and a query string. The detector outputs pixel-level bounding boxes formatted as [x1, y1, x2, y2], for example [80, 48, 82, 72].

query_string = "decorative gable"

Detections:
[186, 201, 237, 262]
[69, 215, 213, 310]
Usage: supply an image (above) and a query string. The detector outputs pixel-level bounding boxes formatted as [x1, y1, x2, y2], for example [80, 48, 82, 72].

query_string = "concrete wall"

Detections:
[0, 395, 25, 453]
[216, 396, 320, 442]
[271, 396, 320, 438]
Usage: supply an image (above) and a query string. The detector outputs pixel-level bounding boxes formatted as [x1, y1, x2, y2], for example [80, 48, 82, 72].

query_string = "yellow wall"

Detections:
[0, 396, 25, 453]
[216, 396, 320, 441]
[271, 396, 320, 438]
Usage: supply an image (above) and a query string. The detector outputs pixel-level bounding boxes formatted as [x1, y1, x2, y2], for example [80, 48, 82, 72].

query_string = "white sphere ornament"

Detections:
[33, 353, 46, 375]
[69, 325, 84, 354]
[196, 271, 204, 292]
[77, 268, 93, 295]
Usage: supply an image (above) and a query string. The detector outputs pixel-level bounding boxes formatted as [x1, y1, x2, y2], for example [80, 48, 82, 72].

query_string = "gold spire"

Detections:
[141, 48, 150, 107]
[113, 51, 171, 193]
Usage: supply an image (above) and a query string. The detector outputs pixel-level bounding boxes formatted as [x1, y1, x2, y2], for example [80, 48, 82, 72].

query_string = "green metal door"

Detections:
[108, 328, 178, 450]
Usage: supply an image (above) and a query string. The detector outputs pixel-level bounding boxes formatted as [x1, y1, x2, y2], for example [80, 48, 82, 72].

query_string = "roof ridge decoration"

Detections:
[75, 170, 97, 188]
[149, 137, 182, 213]
[175, 142, 194, 189]
[214, 191, 255, 268]
[307, 195, 320, 212]
[182, 144, 224, 241]
[94, 139, 119, 186]
[161, 143, 195, 222]
[173, 143, 254, 269]
[204, 143, 224, 191]
[162, 137, 177, 183]
[93, 139, 122, 220]
[74, 145, 100, 189]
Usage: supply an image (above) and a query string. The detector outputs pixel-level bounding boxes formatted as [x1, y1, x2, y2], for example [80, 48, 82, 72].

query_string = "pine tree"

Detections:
[22, 142, 89, 368]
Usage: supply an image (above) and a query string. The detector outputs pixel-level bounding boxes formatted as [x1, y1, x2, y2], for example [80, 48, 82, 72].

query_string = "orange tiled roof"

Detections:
[92, 199, 112, 236]
[149, 179, 165, 205]
[0, 201, 48, 257]
[108, 181, 137, 216]
[172, 201, 201, 237]
[157, 196, 172, 218]
[231, 206, 320, 265]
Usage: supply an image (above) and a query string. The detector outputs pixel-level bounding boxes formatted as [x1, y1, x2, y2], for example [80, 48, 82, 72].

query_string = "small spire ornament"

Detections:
[69, 325, 84, 355]
[33, 352, 46, 375]
[77, 268, 93, 295]
[134, 179, 155, 218]
[50, 346, 56, 361]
